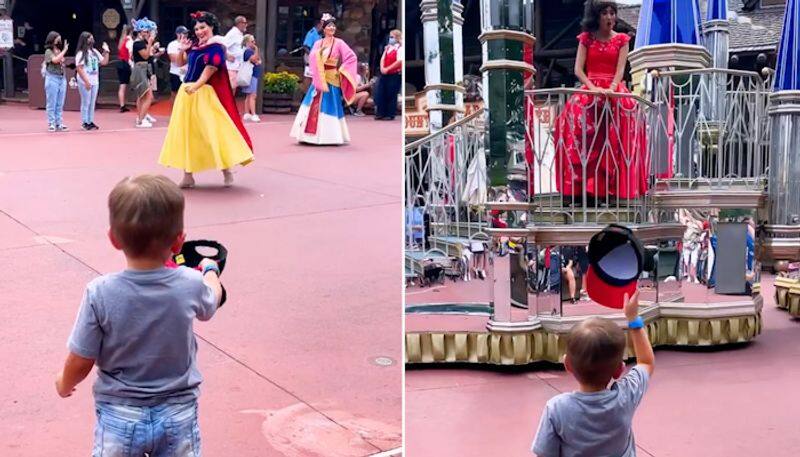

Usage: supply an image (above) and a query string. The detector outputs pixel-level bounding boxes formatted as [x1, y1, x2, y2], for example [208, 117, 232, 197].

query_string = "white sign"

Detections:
[0, 19, 13, 50]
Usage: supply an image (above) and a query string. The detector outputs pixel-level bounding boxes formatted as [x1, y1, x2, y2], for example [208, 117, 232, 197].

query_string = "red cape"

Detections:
[197, 42, 253, 151]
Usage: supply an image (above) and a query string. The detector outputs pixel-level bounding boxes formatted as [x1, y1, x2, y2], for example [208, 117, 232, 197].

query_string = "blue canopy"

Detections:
[774, 0, 800, 91]
[635, 0, 704, 48]
[706, 0, 728, 22]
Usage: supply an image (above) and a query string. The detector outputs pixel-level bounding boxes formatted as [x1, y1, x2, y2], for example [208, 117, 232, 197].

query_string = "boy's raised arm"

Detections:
[623, 291, 655, 375]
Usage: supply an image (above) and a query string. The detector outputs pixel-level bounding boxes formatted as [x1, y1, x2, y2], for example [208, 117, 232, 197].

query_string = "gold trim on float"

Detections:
[424, 104, 467, 113]
[424, 83, 466, 93]
[478, 30, 535, 45]
[480, 60, 535, 74]
[774, 276, 800, 316]
[406, 314, 762, 366]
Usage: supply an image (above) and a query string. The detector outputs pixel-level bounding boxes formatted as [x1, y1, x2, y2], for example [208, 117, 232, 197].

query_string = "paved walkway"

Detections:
[0, 103, 402, 456]
[406, 276, 800, 456]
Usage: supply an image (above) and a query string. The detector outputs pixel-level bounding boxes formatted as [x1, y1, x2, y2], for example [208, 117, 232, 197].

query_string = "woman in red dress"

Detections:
[555, 1, 646, 203]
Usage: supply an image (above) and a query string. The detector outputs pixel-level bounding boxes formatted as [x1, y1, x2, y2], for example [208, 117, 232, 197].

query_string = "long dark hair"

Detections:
[581, 0, 618, 32]
[44, 31, 61, 51]
[75, 31, 93, 64]
[188, 11, 220, 44]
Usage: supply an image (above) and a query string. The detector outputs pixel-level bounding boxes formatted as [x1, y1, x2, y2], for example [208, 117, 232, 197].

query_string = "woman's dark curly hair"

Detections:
[187, 11, 220, 44]
[581, 1, 618, 32]
[44, 31, 62, 50]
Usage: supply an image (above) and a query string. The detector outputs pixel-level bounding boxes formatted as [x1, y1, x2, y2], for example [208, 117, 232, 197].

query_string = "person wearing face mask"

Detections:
[130, 18, 158, 128]
[43, 31, 69, 132]
[374, 29, 402, 121]
[289, 14, 358, 145]
[74, 31, 110, 130]
[158, 11, 254, 188]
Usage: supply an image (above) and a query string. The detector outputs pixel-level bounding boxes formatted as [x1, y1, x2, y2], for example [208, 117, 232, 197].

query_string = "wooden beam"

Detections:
[256, 0, 267, 112]
[135, 0, 147, 18]
[534, 0, 543, 53]
[540, 17, 579, 52]
[535, 48, 577, 58]
[265, 0, 277, 72]
[2, 1, 16, 98]
[149, 0, 159, 22]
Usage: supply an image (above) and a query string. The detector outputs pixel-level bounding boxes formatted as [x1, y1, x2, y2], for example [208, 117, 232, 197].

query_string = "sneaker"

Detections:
[120, 106, 130, 113]
[48, 124, 56, 132]
[354, 110, 365, 117]
[136, 119, 153, 128]
[145, 114, 156, 123]
[57, 124, 68, 131]
[89, 123, 99, 130]
[82, 123, 91, 131]
[243, 113, 253, 122]
[251, 115, 261, 122]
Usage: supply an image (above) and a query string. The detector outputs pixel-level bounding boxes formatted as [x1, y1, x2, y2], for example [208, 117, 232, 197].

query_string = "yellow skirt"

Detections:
[158, 85, 254, 173]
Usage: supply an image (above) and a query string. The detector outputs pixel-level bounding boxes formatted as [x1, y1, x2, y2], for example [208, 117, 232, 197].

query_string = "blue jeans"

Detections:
[93, 400, 201, 457]
[78, 82, 99, 124]
[44, 73, 66, 127]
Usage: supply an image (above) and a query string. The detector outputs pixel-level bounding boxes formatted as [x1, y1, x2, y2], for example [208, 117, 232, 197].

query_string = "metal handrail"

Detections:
[404, 109, 485, 151]
[658, 67, 764, 79]
[526, 87, 656, 108]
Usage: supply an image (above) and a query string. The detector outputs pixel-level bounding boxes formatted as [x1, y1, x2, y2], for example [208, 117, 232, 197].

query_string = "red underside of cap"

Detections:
[586, 265, 637, 309]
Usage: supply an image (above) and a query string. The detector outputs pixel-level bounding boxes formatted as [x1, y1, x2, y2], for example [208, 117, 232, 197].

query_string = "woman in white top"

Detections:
[74, 31, 110, 130]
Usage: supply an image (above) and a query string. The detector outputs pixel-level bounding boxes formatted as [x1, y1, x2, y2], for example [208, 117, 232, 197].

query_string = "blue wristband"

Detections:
[628, 316, 644, 329]
[202, 262, 220, 276]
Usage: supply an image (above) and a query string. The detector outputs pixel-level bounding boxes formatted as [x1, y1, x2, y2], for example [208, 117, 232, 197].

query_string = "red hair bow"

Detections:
[190, 11, 203, 20]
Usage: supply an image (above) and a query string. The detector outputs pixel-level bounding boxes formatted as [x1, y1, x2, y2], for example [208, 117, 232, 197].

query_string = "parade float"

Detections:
[403, 0, 800, 366]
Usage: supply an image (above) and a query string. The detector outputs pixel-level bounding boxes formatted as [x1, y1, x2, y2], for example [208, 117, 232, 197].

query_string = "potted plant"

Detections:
[262, 71, 300, 114]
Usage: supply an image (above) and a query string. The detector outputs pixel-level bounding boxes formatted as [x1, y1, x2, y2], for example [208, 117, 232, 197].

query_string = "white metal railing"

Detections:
[404, 68, 770, 237]
[404, 110, 488, 252]
[650, 68, 770, 190]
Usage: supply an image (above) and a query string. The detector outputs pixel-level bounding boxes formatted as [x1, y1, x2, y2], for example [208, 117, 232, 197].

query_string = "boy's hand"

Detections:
[200, 258, 218, 273]
[623, 290, 640, 321]
[55, 372, 75, 398]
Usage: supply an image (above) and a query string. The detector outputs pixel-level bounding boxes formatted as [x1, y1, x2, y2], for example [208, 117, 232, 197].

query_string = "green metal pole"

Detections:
[478, 0, 534, 186]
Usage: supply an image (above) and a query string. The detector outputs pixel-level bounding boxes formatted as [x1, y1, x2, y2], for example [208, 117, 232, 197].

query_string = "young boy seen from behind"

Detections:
[55, 174, 223, 456]
[532, 290, 654, 456]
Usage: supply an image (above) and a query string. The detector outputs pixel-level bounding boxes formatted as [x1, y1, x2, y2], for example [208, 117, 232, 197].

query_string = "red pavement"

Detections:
[0, 103, 402, 456]
[406, 276, 800, 456]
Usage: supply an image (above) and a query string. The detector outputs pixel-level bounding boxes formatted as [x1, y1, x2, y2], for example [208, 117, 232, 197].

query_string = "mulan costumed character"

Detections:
[290, 14, 358, 145]
[159, 11, 254, 188]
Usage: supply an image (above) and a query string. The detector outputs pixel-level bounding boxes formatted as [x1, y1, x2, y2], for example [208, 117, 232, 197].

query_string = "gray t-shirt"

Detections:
[532, 366, 650, 457]
[68, 267, 218, 406]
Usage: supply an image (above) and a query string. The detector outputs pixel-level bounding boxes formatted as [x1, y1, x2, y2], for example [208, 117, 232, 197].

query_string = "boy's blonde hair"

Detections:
[242, 34, 255, 46]
[108, 175, 184, 258]
[566, 317, 626, 387]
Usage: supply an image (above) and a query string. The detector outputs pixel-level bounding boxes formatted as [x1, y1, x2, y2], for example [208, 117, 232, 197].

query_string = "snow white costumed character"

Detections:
[290, 14, 358, 145]
[159, 11, 254, 188]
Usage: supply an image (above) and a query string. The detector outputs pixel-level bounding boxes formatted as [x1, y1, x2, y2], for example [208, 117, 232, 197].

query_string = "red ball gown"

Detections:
[554, 32, 647, 200]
